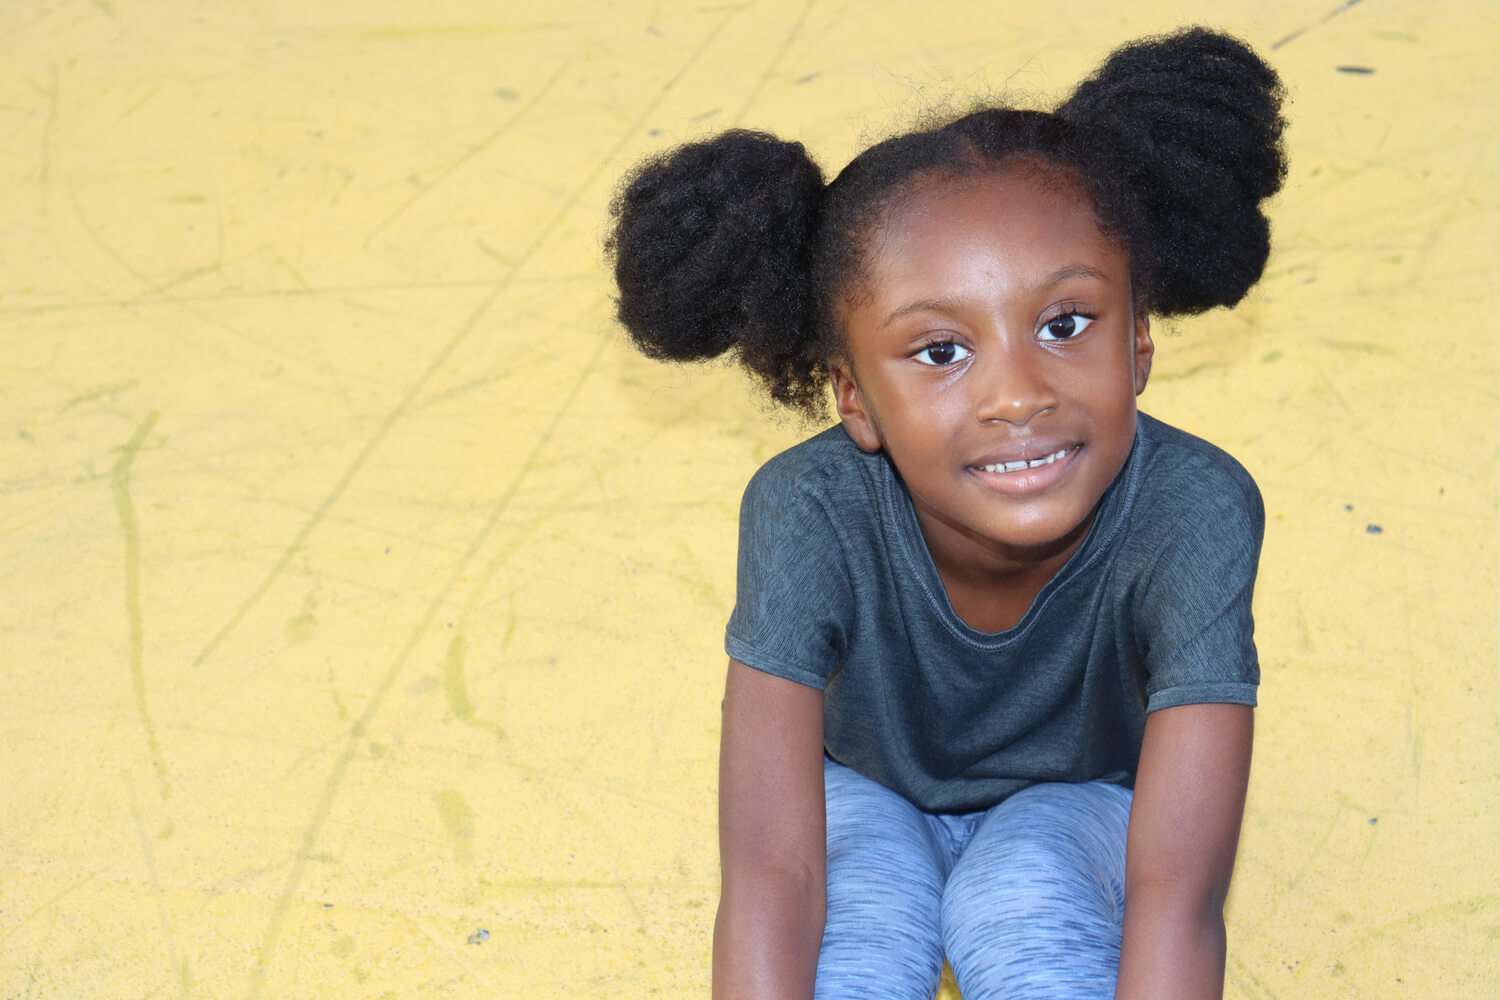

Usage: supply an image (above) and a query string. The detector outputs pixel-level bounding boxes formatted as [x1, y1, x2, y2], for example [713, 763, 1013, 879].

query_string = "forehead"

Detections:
[862, 166, 1126, 302]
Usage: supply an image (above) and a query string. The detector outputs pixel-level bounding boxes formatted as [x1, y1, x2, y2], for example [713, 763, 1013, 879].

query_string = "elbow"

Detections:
[718, 851, 826, 949]
[713, 858, 826, 997]
[1126, 862, 1233, 929]
[722, 852, 826, 918]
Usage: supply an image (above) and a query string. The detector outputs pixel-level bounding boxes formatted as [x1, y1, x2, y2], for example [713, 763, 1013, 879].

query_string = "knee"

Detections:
[939, 784, 1129, 998]
[939, 831, 1119, 1000]
[819, 824, 946, 1000]
[940, 784, 1130, 929]
[939, 834, 1067, 936]
[822, 761, 937, 871]
[945, 839, 1099, 934]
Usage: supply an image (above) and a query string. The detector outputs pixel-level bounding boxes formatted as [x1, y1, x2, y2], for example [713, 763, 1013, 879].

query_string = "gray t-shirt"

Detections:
[725, 413, 1262, 814]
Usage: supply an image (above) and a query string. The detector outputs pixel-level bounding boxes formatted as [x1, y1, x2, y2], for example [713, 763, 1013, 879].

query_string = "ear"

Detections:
[829, 358, 882, 453]
[1132, 310, 1154, 396]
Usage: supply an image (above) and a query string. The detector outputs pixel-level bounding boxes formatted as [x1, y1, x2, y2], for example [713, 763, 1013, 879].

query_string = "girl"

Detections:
[608, 27, 1285, 1000]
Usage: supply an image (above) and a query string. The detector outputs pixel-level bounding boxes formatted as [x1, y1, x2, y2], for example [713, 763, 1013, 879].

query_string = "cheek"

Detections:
[891, 384, 971, 451]
[1060, 363, 1127, 412]
[1084, 339, 1143, 405]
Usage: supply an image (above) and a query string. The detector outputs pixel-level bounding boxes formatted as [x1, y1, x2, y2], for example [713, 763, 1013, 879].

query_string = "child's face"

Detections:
[831, 167, 1153, 568]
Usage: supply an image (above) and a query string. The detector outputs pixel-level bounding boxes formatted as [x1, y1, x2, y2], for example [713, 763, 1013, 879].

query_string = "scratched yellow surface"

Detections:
[0, 1, 1495, 997]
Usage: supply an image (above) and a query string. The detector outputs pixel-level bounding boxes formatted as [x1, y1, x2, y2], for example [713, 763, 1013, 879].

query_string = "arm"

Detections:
[1115, 702, 1254, 1000]
[713, 658, 827, 1000]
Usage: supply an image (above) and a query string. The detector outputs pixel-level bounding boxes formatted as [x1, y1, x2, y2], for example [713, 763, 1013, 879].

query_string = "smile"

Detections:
[978, 448, 1074, 474]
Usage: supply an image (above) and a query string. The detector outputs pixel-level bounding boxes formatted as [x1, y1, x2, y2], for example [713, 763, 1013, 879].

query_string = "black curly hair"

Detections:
[606, 26, 1287, 416]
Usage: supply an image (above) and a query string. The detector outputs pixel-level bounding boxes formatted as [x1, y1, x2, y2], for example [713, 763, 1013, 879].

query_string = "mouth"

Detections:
[967, 444, 1081, 496]
[977, 447, 1074, 475]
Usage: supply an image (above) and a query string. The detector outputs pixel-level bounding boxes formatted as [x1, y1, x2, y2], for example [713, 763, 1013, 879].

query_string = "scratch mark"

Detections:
[1319, 337, 1395, 356]
[139, 264, 220, 298]
[408, 913, 501, 991]
[272, 252, 314, 292]
[37, 64, 58, 213]
[59, 378, 139, 414]
[1272, 0, 1366, 50]
[443, 634, 505, 739]
[114, 411, 170, 801]
[1317, 369, 1355, 419]
[0, 276, 575, 316]
[476, 237, 514, 267]
[352, 24, 561, 41]
[1149, 360, 1226, 383]
[115, 84, 161, 123]
[242, 15, 738, 993]
[620, 883, 647, 931]
[201, 11, 736, 676]
[212, 190, 225, 274]
[1228, 955, 1281, 1000]
[244, 339, 609, 1000]
[499, 707, 709, 827]
[127, 777, 189, 997]
[0, 870, 95, 945]
[189, 277, 504, 668]
[363, 61, 569, 246]
[1360, 894, 1498, 941]
[69, 183, 149, 285]
[1349, 432, 1469, 476]
[502, 590, 517, 648]
[734, 0, 814, 123]
[328, 165, 354, 206]
[435, 789, 476, 864]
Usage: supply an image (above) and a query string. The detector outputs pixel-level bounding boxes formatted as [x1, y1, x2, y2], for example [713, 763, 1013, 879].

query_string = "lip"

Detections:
[967, 443, 1082, 496]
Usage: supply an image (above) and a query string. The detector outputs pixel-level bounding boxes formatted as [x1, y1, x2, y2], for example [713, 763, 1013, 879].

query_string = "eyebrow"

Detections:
[1041, 263, 1111, 287]
[881, 262, 1112, 326]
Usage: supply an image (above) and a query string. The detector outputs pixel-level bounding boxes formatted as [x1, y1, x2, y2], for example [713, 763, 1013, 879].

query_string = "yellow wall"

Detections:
[1, 1, 1495, 996]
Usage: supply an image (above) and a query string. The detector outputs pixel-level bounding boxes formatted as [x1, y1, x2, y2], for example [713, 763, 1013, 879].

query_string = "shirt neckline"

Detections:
[878, 414, 1146, 648]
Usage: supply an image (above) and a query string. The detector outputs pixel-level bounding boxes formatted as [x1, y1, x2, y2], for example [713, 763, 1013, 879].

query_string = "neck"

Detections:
[912, 501, 1097, 632]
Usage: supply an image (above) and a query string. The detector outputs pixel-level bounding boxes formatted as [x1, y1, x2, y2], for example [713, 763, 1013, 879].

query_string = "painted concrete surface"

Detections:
[0, 0, 1495, 996]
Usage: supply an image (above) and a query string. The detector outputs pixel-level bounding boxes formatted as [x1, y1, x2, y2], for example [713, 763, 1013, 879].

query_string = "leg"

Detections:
[814, 758, 947, 1000]
[939, 781, 1132, 1000]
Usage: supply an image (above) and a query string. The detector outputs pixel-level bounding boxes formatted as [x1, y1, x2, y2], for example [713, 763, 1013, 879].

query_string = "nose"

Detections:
[973, 346, 1058, 426]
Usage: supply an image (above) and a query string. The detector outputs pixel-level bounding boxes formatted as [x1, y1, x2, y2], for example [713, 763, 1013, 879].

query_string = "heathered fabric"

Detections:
[815, 757, 1133, 1000]
[725, 413, 1262, 814]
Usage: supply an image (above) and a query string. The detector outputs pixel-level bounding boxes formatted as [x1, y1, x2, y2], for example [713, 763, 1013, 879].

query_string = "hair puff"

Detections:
[606, 129, 828, 411]
[1060, 27, 1288, 315]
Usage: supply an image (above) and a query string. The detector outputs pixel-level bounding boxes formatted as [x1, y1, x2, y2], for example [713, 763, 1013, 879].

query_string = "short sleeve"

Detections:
[1134, 471, 1264, 712]
[724, 461, 855, 690]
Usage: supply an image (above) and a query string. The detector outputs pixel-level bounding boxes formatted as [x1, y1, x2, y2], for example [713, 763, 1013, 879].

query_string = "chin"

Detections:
[985, 507, 1096, 555]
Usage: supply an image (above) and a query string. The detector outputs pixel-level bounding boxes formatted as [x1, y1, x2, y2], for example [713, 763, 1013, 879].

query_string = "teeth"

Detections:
[1027, 450, 1066, 469]
[982, 448, 1070, 474]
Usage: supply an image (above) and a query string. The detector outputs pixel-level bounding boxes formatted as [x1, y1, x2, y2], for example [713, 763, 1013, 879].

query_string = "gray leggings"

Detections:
[815, 758, 1132, 1000]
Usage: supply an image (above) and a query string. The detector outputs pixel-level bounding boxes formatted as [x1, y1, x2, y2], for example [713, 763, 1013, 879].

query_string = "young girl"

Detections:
[608, 27, 1285, 1000]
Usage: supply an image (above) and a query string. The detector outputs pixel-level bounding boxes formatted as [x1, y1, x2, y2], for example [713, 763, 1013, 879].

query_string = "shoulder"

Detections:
[741, 424, 886, 527]
[1120, 417, 1264, 707]
[1133, 413, 1263, 536]
[728, 427, 873, 687]
[1112, 414, 1265, 599]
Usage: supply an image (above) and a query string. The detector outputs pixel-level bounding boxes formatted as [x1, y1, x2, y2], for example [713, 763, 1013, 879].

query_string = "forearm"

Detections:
[1114, 874, 1230, 999]
[1116, 703, 1252, 1000]
[712, 867, 824, 1000]
[714, 661, 827, 1000]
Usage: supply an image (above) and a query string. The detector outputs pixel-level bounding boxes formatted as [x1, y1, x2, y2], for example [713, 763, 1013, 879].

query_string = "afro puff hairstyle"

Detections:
[607, 26, 1287, 416]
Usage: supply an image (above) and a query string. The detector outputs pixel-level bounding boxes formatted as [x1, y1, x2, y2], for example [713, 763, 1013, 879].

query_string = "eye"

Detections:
[913, 341, 971, 366]
[1038, 312, 1095, 342]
